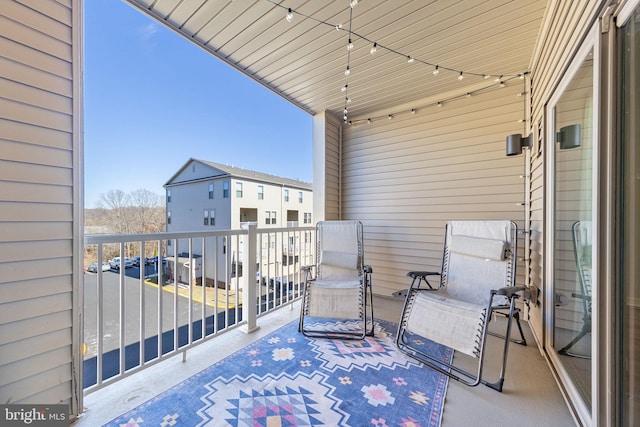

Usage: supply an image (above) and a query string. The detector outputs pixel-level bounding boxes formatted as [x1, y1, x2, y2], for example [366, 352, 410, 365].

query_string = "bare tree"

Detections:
[129, 188, 163, 233]
[96, 189, 131, 234]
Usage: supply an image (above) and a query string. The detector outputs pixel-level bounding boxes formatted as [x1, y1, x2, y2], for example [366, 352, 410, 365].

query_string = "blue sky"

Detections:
[83, 1, 313, 208]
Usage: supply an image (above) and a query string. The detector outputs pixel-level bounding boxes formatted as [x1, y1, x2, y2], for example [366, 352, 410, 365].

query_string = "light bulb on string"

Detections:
[341, 84, 348, 93]
[335, 24, 342, 31]
[407, 56, 414, 63]
[483, 74, 491, 79]
[433, 65, 439, 75]
[437, 101, 443, 107]
[345, 66, 350, 76]
[499, 81, 505, 88]
[370, 42, 377, 55]
[458, 71, 464, 80]
[350, 0, 358, 7]
[347, 39, 353, 51]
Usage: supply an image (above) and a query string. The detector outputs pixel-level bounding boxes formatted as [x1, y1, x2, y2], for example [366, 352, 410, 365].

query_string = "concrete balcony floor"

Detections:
[75, 296, 576, 426]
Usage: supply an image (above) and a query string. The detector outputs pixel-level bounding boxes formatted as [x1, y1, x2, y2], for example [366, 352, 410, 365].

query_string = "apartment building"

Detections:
[164, 158, 313, 287]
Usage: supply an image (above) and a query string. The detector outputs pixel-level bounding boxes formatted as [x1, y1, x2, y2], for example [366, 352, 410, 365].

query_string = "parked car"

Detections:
[87, 262, 111, 273]
[149, 256, 166, 265]
[131, 256, 150, 266]
[109, 257, 133, 269]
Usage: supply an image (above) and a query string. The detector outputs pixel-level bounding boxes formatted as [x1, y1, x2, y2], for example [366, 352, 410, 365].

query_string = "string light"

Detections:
[270, 1, 525, 82]
[343, 74, 523, 126]
[269, 1, 528, 125]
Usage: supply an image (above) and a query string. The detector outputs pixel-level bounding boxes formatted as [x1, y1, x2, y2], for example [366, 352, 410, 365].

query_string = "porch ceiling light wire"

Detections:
[347, 74, 525, 126]
[266, 0, 526, 81]
[342, 3, 354, 122]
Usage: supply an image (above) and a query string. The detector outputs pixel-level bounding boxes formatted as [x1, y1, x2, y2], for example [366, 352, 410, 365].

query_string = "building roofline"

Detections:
[164, 158, 312, 190]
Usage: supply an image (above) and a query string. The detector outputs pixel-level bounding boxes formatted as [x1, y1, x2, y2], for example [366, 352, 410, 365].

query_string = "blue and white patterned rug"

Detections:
[106, 319, 452, 427]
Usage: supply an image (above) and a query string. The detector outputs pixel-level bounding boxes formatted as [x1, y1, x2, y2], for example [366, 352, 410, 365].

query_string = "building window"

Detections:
[203, 210, 209, 226]
[223, 181, 229, 198]
[208, 183, 214, 199]
[236, 182, 243, 198]
[304, 212, 312, 224]
[167, 189, 171, 203]
[167, 211, 171, 225]
[258, 185, 264, 200]
[210, 209, 215, 226]
[298, 191, 303, 203]
[284, 189, 289, 202]
[265, 211, 277, 225]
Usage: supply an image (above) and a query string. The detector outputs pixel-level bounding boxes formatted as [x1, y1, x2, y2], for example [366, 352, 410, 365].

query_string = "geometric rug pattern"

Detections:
[105, 319, 453, 427]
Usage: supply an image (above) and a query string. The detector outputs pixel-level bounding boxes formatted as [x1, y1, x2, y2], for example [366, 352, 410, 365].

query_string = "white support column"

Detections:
[241, 222, 259, 333]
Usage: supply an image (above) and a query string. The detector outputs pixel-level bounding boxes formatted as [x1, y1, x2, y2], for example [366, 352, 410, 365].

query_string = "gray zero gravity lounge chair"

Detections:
[395, 220, 526, 392]
[299, 220, 374, 339]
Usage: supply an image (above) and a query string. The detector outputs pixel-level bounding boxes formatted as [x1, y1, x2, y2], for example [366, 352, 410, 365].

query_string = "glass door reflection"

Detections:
[552, 48, 594, 410]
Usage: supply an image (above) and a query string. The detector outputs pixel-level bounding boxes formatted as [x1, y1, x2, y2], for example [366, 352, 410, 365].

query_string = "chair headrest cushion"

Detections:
[320, 250, 358, 270]
[449, 235, 508, 261]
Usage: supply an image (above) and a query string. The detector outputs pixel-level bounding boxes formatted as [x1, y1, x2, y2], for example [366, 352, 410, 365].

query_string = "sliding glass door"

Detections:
[545, 27, 598, 423]
[619, 5, 640, 424]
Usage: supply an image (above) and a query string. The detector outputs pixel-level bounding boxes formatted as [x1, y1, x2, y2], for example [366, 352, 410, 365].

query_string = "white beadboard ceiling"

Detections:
[125, 0, 546, 120]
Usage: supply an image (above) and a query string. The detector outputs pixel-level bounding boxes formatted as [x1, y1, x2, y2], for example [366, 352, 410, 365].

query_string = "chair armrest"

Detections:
[406, 271, 440, 279]
[407, 271, 440, 290]
[301, 265, 314, 272]
[495, 285, 526, 299]
[364, 265, 373, 274]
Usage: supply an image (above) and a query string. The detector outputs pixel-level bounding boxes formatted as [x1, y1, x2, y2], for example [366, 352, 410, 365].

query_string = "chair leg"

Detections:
[558, 322, 591, 358]
[489, 308, 527, 346]
[482, 297, 518, 392]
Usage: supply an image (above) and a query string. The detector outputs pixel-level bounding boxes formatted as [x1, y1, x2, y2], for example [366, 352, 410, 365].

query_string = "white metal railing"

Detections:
[83, 224, 315, 393]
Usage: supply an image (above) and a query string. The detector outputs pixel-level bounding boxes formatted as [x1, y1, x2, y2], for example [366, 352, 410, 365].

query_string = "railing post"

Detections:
[241, 222, 259, 333]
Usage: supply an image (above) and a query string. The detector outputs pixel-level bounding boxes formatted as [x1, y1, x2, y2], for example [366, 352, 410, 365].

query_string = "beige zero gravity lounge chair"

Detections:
[395, 220, 526, 392]
[558, 220, 592, 358]
[299, 220, 374, 339]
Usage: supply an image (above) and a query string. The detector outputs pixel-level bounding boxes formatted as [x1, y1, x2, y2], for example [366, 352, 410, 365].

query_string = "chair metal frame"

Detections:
[395, 220, 526, 392]
[558, 220, 592, 358]
[299, 220, 374, 339]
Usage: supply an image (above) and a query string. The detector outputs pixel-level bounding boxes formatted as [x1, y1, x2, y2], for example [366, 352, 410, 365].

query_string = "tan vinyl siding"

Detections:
[324, 113, 341, 221]
[527, 1, 602, 341]
[0, 0, 78, 412]
[341, 85, 527, 296]
[313, 111, 341, 221]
